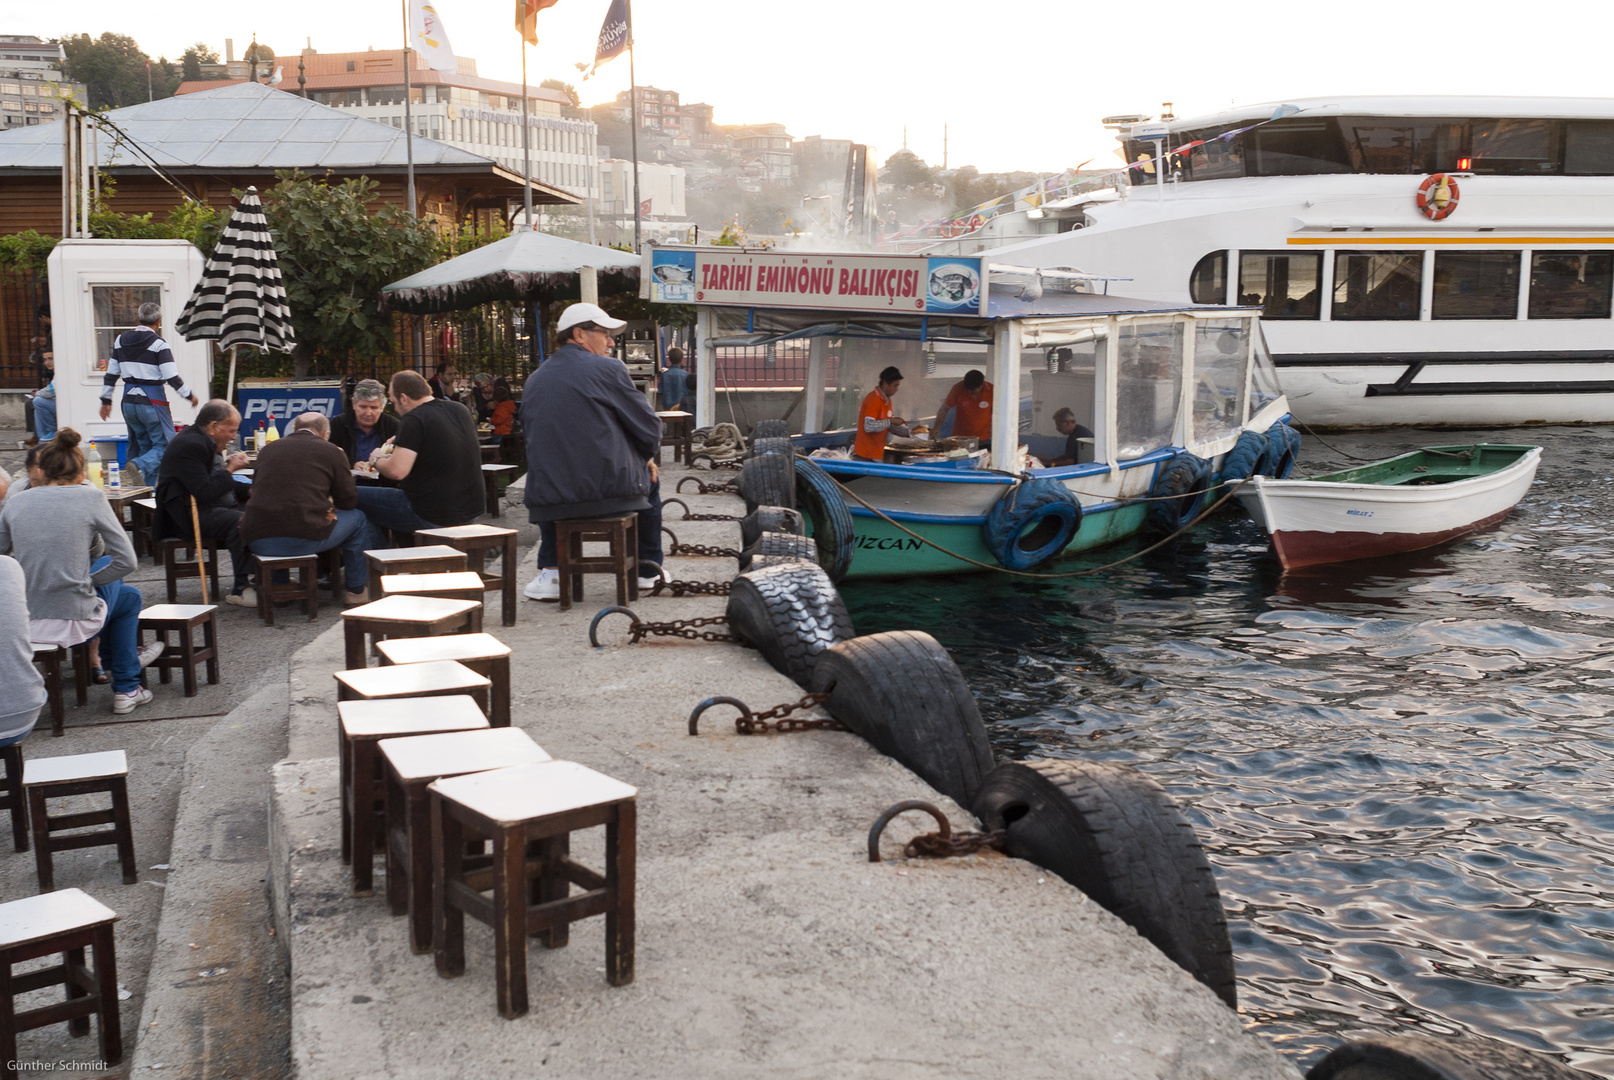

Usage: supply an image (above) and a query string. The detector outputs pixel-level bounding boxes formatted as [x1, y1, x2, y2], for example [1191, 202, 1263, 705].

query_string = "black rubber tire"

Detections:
[982, 478, 1083, 570]
[1306, 1036, 1591, 1080]
[810, 631, 993, 807]
[972, 759, 1236, 1008]
[741, 506, 806, 548]
[750, 435, 793, 460]
[793, 456, 855, 583]
[726, 560, 853, 687]
[738, 530, 819, 571]
[1221, 429, 1271, 482]
[1143, 451, 1211, 540]
[1266, 421, 1302, 479]
[739, 449, 795, 513]
[752, 419, 790, 440]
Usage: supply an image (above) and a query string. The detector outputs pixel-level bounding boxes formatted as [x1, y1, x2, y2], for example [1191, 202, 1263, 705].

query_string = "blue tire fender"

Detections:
[1221, 430, 1270, 482]
[1144, 451, 1211, 538]
[983, 478, 1083, 570]
[1265, 422, 1302, 478]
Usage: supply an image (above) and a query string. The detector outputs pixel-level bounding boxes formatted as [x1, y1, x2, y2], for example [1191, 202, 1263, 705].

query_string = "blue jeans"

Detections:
[33, 393, 56, 441]
[92, 578, 145, 695]
[354, 487, 441, 550]
[122, 397, 175, 484]
[536, 477, 663, 573]
[249, 509, 369, 593]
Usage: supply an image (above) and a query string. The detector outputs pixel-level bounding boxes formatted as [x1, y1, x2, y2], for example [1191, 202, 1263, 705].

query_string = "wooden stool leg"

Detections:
[383, 770, 408, 915]
[256, 563, 275, 626]
[351, 743, 377, 896]
[71, 642, 89, 707]
[204, 614, 220, 686]
[614, 523, 631, 607]
[156, 630, 173, 686]
[494, 824, 529, 1018]
[303, 563, 319, 621]
[344, 621, 366, 671]
[179, 624, 199, 697]
[491, 656, 511, 728]
[110, 778, 137, 885]
[536, 834, 569, 948]
[626, 519, 639, 603]
[92, 922, 122, 1065]
[501, 535, 516, 627]
[433, 798, 466, 977]
[65, 945, 90, 1037]
[405, 784, 433, 954]
[28, 788, 53, 893]
[3, 746, 27, 852]
[338, 734, 353, 865]
[0, 959, 16, 1080]
[42, 652, 65, 738]
[606, 801, 636, 987]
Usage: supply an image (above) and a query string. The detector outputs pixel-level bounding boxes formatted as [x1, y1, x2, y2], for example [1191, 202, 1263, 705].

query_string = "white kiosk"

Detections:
[46, 239, 211, 458]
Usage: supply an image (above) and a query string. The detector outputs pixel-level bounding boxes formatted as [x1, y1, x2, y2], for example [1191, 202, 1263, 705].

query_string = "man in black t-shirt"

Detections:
[354, 369, 485, 549]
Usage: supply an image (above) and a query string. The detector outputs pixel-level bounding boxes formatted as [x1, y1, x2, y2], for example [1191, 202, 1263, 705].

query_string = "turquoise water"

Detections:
[839, 425, 1614, 1076]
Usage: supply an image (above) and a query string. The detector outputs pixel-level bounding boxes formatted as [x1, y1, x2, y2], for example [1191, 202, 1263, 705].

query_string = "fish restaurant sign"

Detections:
[644, 248, 983, 316]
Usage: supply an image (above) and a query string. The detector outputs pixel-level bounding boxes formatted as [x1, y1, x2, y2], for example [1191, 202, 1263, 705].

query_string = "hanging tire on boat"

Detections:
[741, 506, 805, 548]
[726, 560, 854, 688]
[739, 447, 796, 512]
[1143, 451, 1212, 539]
[1265, 422, 1302, 478]
[738, 530, 819, 572]
[971, 759, 1237, 1008]
[1305, 1035, 1590, 1080]
[793, 456, 855, 583]
[982, 478, 1083, 570]
[1220, 430, 1271, 483]
[749, 435, 793, 460]
[752, 419, 790, 440]
[810, 630, 994, 807]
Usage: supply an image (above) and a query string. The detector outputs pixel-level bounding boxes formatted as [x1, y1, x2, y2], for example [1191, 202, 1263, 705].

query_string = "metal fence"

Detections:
[712, 340, 840, 389]
[0, 269, 47, 389]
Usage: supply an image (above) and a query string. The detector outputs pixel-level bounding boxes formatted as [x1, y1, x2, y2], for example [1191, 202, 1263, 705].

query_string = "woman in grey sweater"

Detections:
[0, 430, 158, 715]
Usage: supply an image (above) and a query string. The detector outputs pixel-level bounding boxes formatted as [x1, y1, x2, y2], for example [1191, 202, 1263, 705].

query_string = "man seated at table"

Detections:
[329, 379, 400, 467]
[240, 412, 369, 604]
[1041, 407, 1097, 467]
[154, 399, 254, 605]
[355, 370, 484, 547]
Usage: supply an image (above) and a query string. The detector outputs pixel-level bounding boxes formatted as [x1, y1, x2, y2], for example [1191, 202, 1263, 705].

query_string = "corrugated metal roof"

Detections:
[0, 81, 493, 172]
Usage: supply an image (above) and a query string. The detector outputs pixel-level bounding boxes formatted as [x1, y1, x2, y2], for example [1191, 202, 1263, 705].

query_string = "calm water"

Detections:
[839, 425, 1614, 1075]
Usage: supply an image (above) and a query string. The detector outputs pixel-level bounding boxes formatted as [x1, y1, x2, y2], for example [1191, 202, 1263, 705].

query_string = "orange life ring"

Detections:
[1416, 173, 1460, 220]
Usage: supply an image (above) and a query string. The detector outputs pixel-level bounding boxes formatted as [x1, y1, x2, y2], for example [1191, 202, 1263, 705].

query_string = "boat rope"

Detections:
[1287, 418, 1477, 471]
[826, 473, 1254, 580]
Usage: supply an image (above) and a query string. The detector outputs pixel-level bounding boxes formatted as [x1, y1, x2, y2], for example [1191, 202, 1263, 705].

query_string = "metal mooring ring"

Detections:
[588, 606, 641, 647]
[688, 696, 754, 736]
[867, 800, 952, 863]
[676, 476, 705, 494]
[661, 497, 692, 519]
[647, 564, 671, 596]
[662, 525, 679, 549]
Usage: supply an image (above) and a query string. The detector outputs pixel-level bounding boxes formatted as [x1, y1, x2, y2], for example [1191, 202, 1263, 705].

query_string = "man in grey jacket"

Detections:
[520, 302, 663, 601]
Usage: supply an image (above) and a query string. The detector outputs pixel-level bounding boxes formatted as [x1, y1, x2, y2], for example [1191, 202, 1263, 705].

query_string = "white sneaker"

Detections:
[112, 687, 153, 715]
[136, 640, 166, 668]
[638, 565, 663, 592]
[225, 587, 257, 607]
[524, 568, 560, 602]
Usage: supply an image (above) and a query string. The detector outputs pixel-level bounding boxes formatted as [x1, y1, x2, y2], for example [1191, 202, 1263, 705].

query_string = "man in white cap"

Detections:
[520, 302, 664, 600]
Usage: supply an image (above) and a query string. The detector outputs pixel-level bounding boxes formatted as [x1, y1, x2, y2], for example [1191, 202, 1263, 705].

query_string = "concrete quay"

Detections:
[248, 472, 1298, 1080]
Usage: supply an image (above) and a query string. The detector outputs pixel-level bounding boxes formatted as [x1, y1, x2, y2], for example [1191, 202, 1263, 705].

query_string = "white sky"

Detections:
[13, 0, 1614, 175]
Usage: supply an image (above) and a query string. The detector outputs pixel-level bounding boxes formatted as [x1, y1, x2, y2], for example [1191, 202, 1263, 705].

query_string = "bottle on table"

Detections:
[264, 423, 280, 444]
[107, 462, 121, 489]
[87, 460, 103, 489]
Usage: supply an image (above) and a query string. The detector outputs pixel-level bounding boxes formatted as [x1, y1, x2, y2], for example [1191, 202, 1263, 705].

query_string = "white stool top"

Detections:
[0, 888, 117, 949]
[133, 497, 157, 508]
[381, 727, 548, 784]
[25, 749, 129, 787]
[364, 545, 466, 563]
[138, 604, 217, 621]
[377, 633, 511, 665]
[30, 642, 63, 655]
[416, 524, 516, 539]
[380, 572, 486, 594]
[340, 595, 482, 623]
[339, 695, 490, 739]
[334, 659, 490, 699]
[481, 463, 519, 473]
[431, 760, 637, 827]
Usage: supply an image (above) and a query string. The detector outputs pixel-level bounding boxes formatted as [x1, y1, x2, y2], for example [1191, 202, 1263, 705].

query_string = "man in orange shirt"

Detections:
[935, 369, 993, 441]
[853, 366, 910, 461]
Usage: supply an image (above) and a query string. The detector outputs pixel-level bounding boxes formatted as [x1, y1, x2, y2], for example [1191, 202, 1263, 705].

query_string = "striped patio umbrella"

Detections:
[173, 186, 296, 400]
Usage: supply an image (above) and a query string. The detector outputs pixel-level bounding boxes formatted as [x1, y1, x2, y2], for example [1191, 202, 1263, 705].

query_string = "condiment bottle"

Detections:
[88, 460, 103, 488]
[264, 423, 280, 444]
[107, 462, 121, 489]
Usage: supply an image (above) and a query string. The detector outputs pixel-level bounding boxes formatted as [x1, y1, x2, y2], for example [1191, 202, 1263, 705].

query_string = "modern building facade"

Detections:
[0, 36, 85, 129]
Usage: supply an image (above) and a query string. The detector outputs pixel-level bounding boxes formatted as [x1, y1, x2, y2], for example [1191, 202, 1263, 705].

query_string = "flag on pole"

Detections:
[517, 0, 562, 45]
[580, 0, 630, 79]
[640, 197, 651, 216]
[411, 0, 459, 72]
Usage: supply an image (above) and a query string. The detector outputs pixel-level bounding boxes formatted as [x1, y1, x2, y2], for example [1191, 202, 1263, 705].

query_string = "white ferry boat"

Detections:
[919, 97, 1614, 428]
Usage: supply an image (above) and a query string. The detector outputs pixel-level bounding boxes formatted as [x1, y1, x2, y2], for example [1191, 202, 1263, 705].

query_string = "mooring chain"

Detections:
[649, 578, 733, 597]
[670, 542, 741, 559]
[686, 692, 842, 736]
[676, 476, 741, 496]
[688, 453, 744, 471]
[659, 497, 742, 523]
[589, 607, 747, 647]
[866, 800, 1008, 862]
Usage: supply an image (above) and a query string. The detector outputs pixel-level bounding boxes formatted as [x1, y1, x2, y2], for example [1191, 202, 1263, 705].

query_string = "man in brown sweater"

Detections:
[239, 412, 370, 603]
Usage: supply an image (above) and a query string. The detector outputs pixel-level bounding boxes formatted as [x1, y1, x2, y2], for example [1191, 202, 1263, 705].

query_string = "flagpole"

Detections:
[626, 0, 641, 252]
[401, 0, 417, 218]
[521, 42, 533, 231]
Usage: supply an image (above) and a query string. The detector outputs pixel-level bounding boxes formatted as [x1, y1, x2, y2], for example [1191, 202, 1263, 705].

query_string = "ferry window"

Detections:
[1432, 253, 1521, 319]
[1192, 319, 1248, 444]
[1529, 252, 1614, 319]
[1115, 320, 1183, 460]
[1185, 131, 1243, 180]
[1342, 120, 1465, 173]
[1470, 119, 1559, 174]
[1189, 251, 1227, 305]
[1247, 119, 1351, 177]
[1564, 122, 1614, 175]
[1332, 252, 1422, 320]
[1238, 253, 1322, 320]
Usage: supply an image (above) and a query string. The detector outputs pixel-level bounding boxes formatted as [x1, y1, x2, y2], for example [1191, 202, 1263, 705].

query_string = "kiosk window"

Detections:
[92, 285, 161, 374]
[1432, 253, 1521, 319]
[1332, 252, 1422, 320]
[1239, 253, 1322, 320]
[1528, 252, 1614, 319]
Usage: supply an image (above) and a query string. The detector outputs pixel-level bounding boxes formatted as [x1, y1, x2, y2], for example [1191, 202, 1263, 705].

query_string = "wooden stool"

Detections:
[415, 525, 519, 628]
[23, 751, 137, 892]
[130, 498, 156, 561]
[380, 728, 550, 952]
[0, 889, 122, 1075]
[157, 538, 221, 604]
[30, 643, 91, 738]
[553, 514, 638, 612]
[657, 410, 693, 465]
[0, 745, 27, 852]
[136, 605, 220, 697]
[317, 547, 345, 601]
[334, 659, 491, 716]
[339, 595, 482, 671]
[251, 554, 320, 625]
[480, 464, 518, 519]
[377, 634, 513, 728]
[364, 545, 467, 592]
[431, 760, 637, 1018]
[378, 573, 487, 631]
[337, 696, 488, 897]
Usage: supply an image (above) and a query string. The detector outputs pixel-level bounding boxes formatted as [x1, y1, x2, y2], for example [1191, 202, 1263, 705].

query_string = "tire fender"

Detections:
[1265, 422, 1302, 478]
[741, 506, 805, 548]
[1144, 451, 1212, 539]
[739, 446, 796, 513]
[1220, 430, 1270, 483]
[793, 456, 855, 583]
[725, 560, 854, 687]
[982, 478, 1083, 570]
[1306, 1035, 1590, 1080]
[738, 530, 818, 572]
[751, 419, 790, 440]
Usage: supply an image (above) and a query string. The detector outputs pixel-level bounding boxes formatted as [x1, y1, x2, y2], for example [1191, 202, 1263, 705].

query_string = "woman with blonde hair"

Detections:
[0, 430, 162, 715]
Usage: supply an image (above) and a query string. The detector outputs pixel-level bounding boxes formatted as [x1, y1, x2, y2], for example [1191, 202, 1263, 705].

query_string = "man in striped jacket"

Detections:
[98, 302, 200, 486]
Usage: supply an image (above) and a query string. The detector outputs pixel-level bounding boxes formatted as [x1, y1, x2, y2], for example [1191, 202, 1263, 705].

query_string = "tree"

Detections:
[882, 149, 936, 191]
[539, 78, 581, 110]
[181, 42, 220, 81]
[60, 32, 173, 109]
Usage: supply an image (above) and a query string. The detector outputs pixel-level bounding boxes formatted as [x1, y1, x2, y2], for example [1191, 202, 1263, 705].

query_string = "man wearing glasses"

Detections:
[520, 303, 664, 601]
[355, 370, 484, 553]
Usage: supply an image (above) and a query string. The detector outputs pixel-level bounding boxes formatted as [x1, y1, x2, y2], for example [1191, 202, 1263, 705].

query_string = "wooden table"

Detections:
[104, 486, 153, 557]
[657, 411, 693, 465]
[338, 595, 482, 670]
[481, 463, 519, 518]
